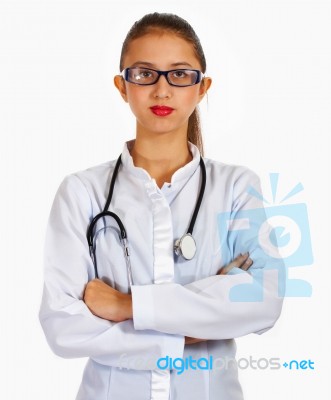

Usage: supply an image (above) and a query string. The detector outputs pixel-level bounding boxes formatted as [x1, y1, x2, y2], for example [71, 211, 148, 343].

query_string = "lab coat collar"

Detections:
[121, 139, 201, 186]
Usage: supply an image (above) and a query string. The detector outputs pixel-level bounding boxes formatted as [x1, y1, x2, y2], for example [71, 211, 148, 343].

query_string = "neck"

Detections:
[130, 132, 193, 188]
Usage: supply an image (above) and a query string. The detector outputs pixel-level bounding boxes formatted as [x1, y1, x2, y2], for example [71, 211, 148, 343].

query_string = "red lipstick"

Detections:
[150, 105, 174, 116]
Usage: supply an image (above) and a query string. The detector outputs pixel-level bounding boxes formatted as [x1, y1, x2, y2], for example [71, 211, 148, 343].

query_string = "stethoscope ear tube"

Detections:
[87, 211, 128, 279]
[187, 157, 206, 235]
[87, 211, 127, 246]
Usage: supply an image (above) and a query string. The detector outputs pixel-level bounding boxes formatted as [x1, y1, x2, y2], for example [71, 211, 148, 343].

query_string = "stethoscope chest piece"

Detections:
[174, 233, 197, 260]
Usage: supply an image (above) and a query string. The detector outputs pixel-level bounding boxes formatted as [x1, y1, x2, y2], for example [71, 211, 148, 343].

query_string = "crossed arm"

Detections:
[40, 171, 284, 365]
[83, 252, 253, 344]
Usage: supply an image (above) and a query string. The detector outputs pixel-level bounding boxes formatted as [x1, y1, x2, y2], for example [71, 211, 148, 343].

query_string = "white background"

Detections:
[1, 0, 330, 398]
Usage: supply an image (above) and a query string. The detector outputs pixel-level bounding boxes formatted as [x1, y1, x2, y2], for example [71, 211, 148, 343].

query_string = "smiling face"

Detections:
[114, 31, 211, 139]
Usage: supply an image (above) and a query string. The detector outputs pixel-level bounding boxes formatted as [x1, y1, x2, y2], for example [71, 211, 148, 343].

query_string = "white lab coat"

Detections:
[39, 140, 285, 400]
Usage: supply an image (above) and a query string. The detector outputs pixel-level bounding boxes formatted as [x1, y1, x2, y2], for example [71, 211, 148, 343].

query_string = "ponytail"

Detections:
[188, 107, 204, 156]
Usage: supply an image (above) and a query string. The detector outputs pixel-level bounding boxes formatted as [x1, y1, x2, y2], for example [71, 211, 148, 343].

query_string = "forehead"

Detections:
[123, 32, 200, 69]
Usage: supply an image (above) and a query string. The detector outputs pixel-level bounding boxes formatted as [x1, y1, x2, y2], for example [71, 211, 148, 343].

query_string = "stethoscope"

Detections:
[86, 154, 206, 290]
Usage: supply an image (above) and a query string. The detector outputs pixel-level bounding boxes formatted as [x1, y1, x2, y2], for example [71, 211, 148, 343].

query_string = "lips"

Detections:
[150, 105, 174, 116]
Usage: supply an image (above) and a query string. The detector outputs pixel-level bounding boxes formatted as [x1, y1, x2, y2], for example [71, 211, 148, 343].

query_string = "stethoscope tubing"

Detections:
[86, 153, 206, 286]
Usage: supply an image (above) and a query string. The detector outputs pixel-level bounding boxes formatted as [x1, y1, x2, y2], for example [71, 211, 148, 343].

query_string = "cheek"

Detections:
[179, 88, 201, 109]
[126, 90, 154, 123]
[126, 84, 147, 99]
[126, 87, 149, 111]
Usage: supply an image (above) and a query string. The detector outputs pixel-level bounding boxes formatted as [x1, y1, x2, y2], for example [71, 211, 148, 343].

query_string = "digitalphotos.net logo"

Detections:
[218, 172, 313, 300]
[156, 356, 315, 375]
[118, 354, 315, 375]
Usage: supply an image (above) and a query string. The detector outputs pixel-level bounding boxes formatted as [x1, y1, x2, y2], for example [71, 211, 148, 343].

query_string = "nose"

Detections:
[153, 74, 172, 99]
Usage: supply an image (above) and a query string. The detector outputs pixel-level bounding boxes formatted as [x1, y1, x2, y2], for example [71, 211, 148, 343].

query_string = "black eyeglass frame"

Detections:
[121, 67, 204, 87]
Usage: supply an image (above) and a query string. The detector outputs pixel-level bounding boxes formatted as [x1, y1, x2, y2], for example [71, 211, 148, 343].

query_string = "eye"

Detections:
[172, 70, 188, 78]
[133, 68, 155, 81]
[139, 70, 153, 78]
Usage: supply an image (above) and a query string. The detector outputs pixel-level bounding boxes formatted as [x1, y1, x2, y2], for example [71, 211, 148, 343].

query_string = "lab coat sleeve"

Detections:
[39, 174, 184, 369]
[131, 169, 286, 339]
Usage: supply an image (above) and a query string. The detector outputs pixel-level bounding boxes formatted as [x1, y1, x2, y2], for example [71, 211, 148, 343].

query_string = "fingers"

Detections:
[232, 252, 253, 269]
[218, 252, 253, 275]
[185, 336, 207, 345]
[241, 255, 253, 271]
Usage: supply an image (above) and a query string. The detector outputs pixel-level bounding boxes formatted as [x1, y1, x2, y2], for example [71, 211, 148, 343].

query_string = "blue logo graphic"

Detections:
[218, 173, 313, 300]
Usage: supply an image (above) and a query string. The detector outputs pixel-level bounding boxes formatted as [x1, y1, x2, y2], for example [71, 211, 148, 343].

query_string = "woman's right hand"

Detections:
[217, 252, 253, 275]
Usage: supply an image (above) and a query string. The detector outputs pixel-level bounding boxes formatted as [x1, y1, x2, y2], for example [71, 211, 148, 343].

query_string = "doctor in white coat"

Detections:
[39, 12, 285, 400]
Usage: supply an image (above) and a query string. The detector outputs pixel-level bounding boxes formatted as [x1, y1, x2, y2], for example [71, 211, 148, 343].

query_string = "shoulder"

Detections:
[72, 159, 116, 186]
[53, 159, 118, 214]
[60, 159, 117, 191]
[203, 157, 264, 211]
[203, 157, 260, 186]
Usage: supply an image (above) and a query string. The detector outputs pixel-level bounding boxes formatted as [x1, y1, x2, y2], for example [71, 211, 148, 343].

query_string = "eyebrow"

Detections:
[130, 61, 194, 68]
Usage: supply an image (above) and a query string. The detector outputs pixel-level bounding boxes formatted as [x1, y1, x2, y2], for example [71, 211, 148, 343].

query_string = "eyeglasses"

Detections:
[122, 67, 204, 87]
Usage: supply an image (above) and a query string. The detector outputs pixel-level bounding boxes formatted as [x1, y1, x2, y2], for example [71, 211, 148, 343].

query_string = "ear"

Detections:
[114, 75, 128, 103]
[198, 77, 212, 102]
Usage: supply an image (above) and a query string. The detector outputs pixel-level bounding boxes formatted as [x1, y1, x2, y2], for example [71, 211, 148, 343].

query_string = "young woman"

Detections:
[39, 12, 284, 400]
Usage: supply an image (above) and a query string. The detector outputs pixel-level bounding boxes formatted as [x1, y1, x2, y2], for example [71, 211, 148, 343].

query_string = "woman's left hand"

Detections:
[218, 252, 253, 275]
[185, 253, 253, 345]
[84, 279, 133, 322]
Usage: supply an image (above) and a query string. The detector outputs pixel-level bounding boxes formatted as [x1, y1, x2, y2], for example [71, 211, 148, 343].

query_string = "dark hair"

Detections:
[119, 12, 207, 155]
